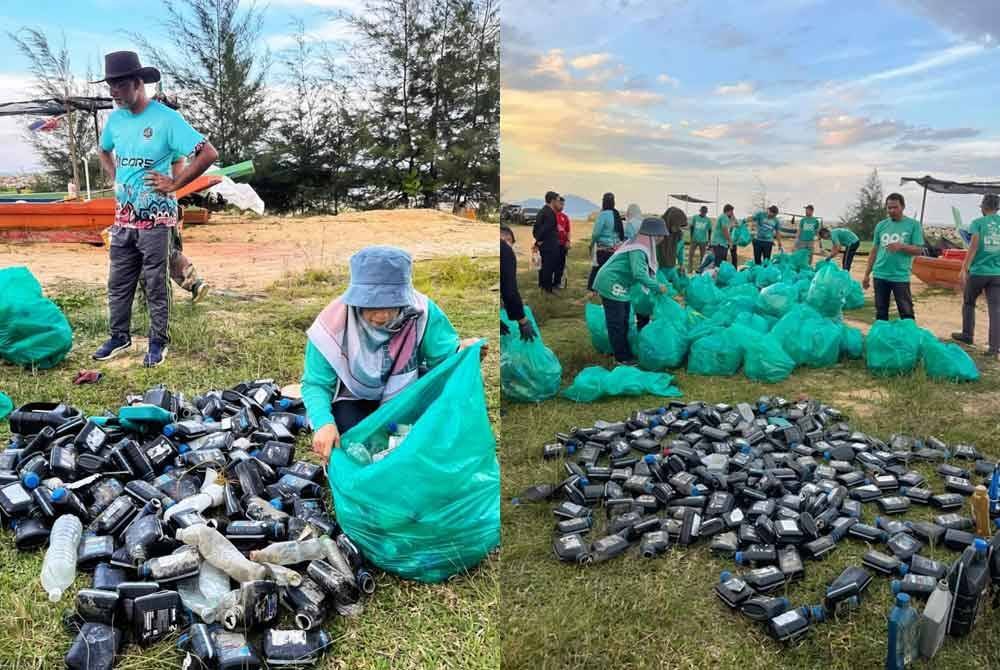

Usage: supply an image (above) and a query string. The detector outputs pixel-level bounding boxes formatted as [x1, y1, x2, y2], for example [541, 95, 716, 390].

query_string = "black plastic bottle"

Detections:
[947, 538, 990, 637]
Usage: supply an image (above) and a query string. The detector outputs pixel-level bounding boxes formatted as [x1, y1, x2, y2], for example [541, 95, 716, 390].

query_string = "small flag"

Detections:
[28, 115, 63, 132]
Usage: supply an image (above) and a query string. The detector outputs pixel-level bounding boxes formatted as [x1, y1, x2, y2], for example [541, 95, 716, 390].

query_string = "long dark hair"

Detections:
[602, 192, 624, 241]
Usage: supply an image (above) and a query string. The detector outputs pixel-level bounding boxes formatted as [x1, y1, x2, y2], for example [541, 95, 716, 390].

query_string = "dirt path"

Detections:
[0, 209, 496, 292]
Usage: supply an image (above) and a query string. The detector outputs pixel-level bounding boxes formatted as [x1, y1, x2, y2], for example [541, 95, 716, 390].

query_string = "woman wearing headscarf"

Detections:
[624, 203, 643, 240]
[592, 217, 670, 365]
[587, 192, 626, 292]
[303, 246, 482, 458]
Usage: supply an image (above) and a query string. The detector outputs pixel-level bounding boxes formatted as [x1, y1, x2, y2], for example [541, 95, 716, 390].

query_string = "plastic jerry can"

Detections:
[886, 593, 919, 669]
[715, 571, 755, 609]
[947, 539, 990, 637]
[918, 579, 952, 659]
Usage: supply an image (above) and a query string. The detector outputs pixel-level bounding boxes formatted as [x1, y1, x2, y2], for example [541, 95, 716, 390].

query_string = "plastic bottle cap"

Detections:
[387, 422, 398, 433]
[643, 454, 655, 464]
[891, 579, 901, 594]
[22, 472, 39, 489]
[720, 570, 732, 581]
[735, 551, 744, 564]
[896, 593, 910, 606]
[778, 597, 790, 608]
[264, 404, 274, 414]
[973, 538, 988, 554]
[578, 478, 589, 487]
[269, 498, 283, 511]
[279, 399, 291, 409]
[163, 425, 176, 437]
[179, 444, 190, 454]
[51, 487, 66, 502]
[899, 564, 908, 576]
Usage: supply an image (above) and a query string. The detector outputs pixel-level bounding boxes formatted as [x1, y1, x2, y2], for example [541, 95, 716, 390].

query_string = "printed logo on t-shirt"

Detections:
[880, 231, 910, 247]
[611, 283, 628, 298]
[143, 127, 153, 139]
[983, 225, 1000, 252]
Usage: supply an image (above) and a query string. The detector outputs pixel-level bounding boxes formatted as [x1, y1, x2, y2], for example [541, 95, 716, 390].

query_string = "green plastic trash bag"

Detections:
[778, 318, 843, 368]
[0, 267, 73, 368]
[744, 336, 796, 383]
[0, 392, 11, 422]
[637, 296, 690, 370]
[727, 270, 750, 286]
[686, 273, 723, 312]
[329, 343, 499, 583]
[716, 261, 737, 286]
[795, 278, 813, 301]
[733, 311, 770, 334]
[866, 319, 922, 377]
[756, 282, 800, 318]
[806, 263, 852, 318]
[769, 304, 824, 345]
[922, 339, 980, 382]
[561, 365, 683, 403]
[500, 307, 562, 403]
[845, 280, 865, 310]
[585, 302, 639, 356]
[733, 222, 752, 247]
[687, 328, 743, 376]
[754, 264, 782, 289]
[840, 326, 864, 359]
[630, 270, 674, 316]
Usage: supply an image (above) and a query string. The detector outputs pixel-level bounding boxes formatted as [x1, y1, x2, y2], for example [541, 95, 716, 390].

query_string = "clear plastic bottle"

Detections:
[886, 593, 919, 670]
[250, 538, 327, 565]
[177, 561, 233, 622]
[345, 443, 372, 466]
[175, 524, 267, 583]
[40, 514, 83, 602]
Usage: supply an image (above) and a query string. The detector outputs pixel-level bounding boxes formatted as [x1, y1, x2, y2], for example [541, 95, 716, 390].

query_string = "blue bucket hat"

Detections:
[342, 246, 417, 308]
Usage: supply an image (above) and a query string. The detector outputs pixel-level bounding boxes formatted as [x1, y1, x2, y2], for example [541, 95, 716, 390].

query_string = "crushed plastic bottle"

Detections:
[175, 524, 268, 583]
[40, 514, 83, 601]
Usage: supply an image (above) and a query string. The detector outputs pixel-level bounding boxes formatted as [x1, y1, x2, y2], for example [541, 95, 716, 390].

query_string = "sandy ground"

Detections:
[0, 209, 496, 293]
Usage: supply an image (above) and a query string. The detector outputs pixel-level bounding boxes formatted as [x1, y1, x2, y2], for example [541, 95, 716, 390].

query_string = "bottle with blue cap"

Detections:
[886, 592, 918, 669]
[946, 538, 990, 637]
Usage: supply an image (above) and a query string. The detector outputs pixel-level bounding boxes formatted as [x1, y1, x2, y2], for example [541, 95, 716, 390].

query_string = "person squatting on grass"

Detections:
[688, 205, 712, 274]
[592, 217, 670, 365]
[303, 246, 486, 459]
[532, 191, 561, 293]
[91, 51, 219, 367]
[587, 192, 626, 292]
[819, 225, 861, 271]
[500, 226, 537, 341]
[863, 192, 924, 321]
[952, 194, 1000, 360]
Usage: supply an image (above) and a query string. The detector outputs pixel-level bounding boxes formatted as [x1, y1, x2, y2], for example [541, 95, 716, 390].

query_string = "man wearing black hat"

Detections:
[532, 191, 561, 293]
[90, 51, 219, 367]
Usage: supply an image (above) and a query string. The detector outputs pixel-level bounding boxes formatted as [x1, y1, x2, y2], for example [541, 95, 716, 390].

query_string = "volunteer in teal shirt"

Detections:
[752, 206, 783, 264]
[820, 226, 861, 270]
[688, 205, 711, 273]
[952, 194, 1000, 357]
[711, 205, 735, 269]
[796, 205, 821, 264]
[587, 192, 625, 292]
[863, 193, 924, 320]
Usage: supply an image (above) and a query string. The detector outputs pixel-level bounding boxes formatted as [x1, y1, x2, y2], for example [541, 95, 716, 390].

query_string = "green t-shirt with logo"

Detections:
[756, 217, 778, 242]
[969, 213, 1000, 277]
[872, 216, 924, 282]
[799, 216, 820, 242]
[830, 228, 859, 247]
[691, 215, 711, 243]
[594, 249, 661, 301]
[712, 215, 732, 244]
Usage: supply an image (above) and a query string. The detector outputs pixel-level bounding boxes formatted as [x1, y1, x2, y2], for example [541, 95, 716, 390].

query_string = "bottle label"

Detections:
[562, 535, 582, 550]
[270, 629, 307, 645]
[4, 485, 30, 506]
[772, 610, 799, 627]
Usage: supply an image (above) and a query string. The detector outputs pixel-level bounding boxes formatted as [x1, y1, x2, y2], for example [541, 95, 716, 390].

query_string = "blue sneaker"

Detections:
[92, 336, 132, 361]
[144, 341, 168, 368]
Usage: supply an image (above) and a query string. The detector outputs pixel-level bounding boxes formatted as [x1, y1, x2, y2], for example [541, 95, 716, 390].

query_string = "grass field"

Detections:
[0, 256, 500, 670]
[499, 234, 1000, 670]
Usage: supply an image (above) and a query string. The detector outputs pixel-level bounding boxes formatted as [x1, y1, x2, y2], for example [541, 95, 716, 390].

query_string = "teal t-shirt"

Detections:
[691, 215, 711, 243]
[830, 228, 859, 247]
[756, 217, 778, 242]
[712, 215, 732, 243]
[100, 100, 206, 228]
[594, 249, 660, 301]
[799, 216, 820, 242]
[592, 210, 621, 247]
[969, 213, 1000, 277]
[872, 216, 924, 282]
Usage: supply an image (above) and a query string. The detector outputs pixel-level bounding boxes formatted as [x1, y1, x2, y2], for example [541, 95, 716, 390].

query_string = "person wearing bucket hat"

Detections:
[952, 193, 1000, 359]
[592, 216, 670, 365]
[301, 246, 483, 458]
[91, 51, 219, 368]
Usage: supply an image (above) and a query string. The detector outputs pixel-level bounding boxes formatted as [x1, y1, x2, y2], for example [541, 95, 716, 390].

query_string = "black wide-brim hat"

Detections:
[90, 51, 161, 84]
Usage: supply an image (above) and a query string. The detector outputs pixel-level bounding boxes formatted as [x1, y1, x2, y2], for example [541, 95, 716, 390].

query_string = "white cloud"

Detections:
[530, 49, 573, 85]
[690, 120, 775, 144]
[715, 81, 755, 96]
[657, 73, 679, 87]
[816, 114, 902, 147]
[853, 43, 985, 87]
[570, 53, 612, 70]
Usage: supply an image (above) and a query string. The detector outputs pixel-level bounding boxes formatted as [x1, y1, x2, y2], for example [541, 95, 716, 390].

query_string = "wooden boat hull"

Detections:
[913, 255, 963, 290]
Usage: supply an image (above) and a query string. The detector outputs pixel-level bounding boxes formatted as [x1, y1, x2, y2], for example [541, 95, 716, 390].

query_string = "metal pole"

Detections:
[83, 154, 91, 201]
[919, 185, 928, 225]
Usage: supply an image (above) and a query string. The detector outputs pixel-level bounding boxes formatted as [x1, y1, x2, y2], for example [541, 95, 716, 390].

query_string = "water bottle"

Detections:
[886, 593, 919, 669]
[345, 443, 372, 466]
[40, 514, 83, 601]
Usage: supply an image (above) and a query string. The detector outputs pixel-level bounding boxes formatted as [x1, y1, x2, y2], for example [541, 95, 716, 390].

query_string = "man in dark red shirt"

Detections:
[553, 195, 571, 289]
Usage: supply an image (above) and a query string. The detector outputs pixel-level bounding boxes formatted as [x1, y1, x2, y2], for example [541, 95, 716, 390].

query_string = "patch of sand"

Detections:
[829, 388, 887, 418]
[0, 209, 496, 292]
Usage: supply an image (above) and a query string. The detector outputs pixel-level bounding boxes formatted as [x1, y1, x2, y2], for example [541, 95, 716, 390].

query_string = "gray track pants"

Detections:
[108, 225, 171, 344]
[962, 274, 1000, 353]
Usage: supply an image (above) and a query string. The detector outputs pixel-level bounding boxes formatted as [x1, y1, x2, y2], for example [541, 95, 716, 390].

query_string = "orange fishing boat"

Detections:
[913, 249, 965, 291]
[0, 175, 222, 244]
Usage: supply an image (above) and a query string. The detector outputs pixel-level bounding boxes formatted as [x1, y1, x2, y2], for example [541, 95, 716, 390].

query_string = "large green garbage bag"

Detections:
[637, 296, 690, 370]
[500, 307, 561, 403]
[769, 304, 823, 344]
[756, 282, 800, 318]
[585, 302, 639, 356]
[686, 274, 723, 312]
[754, 264, 782, 289]
[806, 263, 852, 317]
[795, 278, 813, 301]
[777, 318, 843, 367]
[744, 336, 796, 383]
[716, 261, 737, 286]
[561, 365, 682, 403]
[687, 328, 742, 376]
[922, 338, 980, 382]
[866, 319, 922, 377]
[733, 222, 752, 247]
[0, 392, 11, 422]
[845, 280, 865, 309]
[733, 311, 771, 334]
[0, 267, 73, 368]
[840, 326, 864, 359]
[329, 343, 499, 582]
[630, 270, 674, 316]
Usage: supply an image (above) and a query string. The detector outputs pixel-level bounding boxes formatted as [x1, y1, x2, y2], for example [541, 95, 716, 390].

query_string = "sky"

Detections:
[501, 0, 1000, 227]
[0, 0, 364, 175]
